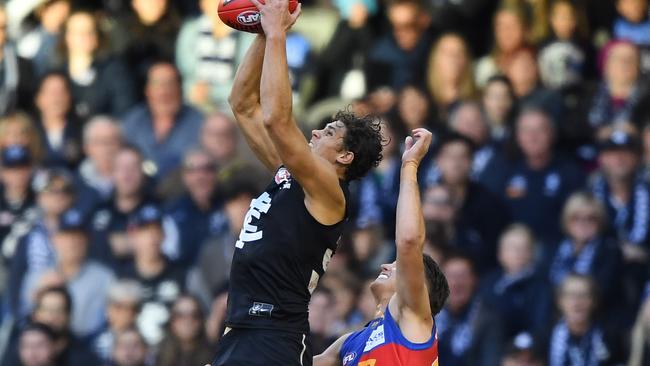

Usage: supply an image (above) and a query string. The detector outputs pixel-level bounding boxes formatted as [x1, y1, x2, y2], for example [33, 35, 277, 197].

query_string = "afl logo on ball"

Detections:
[237, 10, 261, 25]
[223, 0, 235, 5]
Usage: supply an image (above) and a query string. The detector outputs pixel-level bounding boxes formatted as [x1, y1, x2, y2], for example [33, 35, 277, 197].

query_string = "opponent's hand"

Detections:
[250, 0, 302, 37]
[402, 128, 432, 166]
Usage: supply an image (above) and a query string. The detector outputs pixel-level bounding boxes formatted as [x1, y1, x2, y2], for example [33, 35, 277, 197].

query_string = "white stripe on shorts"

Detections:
[300, 333, 306, 365]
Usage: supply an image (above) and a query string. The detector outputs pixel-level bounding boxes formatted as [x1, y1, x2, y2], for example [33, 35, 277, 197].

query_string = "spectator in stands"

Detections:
[548, 192, 623, 314]
[0, 5, 36, 116]
[0, 145, 36, 260]
[505, 47, 564, 124]
[18, 322, 57, 366]
[156, 294, 213, 366]
[91, 280, 142, 363]
[33, 71, 82, 168]
[26, 208, 115, 338]
[449, 100, 509, 194]
[3, 287, 99, 365]
[482, 75, 518, 144]
[481, 224, 551, 339]
[365, 0, 433, 90]
[537, 0, 594, 92]
[111, 327, 149, 366]
[426, 33, 476, 123]
[204, 288, 228, 344]
[540, 274, 623, 366]
[588, 40, 650, 129]
[500, 107, 584, 245]
[0, 112, 44, 164]
[114, 0, 181, 94]
[166, 149, 221, 267]
[9, 169, 75, 318]
[437, 254, 505, 366]
[475, 6, 529, 87]
[123, 204, 186, 345]
[500, 0, 550, 44]
[199, 112, 241, 168]
[309, 287, 338, 355]
[428, 132, 510, 272]
[15, 0, 71, 76]
[122, 61, 204, 180]
[186, 179, 256, 307]
[54, 11, 135, 121]
[613, 0, 650, 74]
[75, 116, 122, 214]
[500, 332, 544, 366]
[176, 0, 254, 111]
[392, 85, 436, 137]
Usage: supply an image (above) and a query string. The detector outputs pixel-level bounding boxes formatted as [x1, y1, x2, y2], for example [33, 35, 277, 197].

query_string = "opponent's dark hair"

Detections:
[334, 110, 384, 182]
[423, 254, 449, 316]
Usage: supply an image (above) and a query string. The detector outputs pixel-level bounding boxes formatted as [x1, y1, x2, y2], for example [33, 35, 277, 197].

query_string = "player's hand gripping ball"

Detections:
[218, 0, 299, 33]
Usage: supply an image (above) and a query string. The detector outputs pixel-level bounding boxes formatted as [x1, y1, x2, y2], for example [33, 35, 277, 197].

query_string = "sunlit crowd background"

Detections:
[0, 0, 649, 365]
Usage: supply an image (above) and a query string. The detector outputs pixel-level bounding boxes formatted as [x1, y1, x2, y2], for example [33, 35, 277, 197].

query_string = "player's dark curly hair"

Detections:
[423, 254, 449, 316]
[334, 110, 384, 182]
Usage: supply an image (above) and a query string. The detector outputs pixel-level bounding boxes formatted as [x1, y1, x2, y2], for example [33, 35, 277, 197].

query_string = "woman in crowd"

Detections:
[482, 75, 518, 144]
[0, 112, 44, 164]
[155, 294, 213, 366]
[53, 11, 135, 121]
[426, 32, 476, 123]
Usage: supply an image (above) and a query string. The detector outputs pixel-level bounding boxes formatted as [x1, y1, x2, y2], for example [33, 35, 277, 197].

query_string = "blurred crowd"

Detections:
[0, 0, 649, 365]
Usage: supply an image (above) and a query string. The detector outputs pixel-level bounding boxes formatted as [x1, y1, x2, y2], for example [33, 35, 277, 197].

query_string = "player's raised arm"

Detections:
[228, 34, 281, 172]
[393, 129, 433, 321]
[251, 0, 347, 225]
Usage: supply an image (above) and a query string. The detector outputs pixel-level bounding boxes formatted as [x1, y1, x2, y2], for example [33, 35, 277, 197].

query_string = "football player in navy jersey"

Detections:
[211, 0, 384, 365]
[314, 128, 450, 366]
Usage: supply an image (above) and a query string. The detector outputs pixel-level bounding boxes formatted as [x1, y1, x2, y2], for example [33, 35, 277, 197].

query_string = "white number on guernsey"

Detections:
[235, 192, 272, 249]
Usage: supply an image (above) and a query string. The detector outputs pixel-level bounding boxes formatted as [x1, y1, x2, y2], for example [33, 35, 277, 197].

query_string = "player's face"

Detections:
[310, 121, 352, 166]
[370, 262, 397, 303]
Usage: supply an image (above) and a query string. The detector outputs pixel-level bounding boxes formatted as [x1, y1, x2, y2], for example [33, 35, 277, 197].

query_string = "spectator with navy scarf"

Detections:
[437, 253, 505, 366]
[539, 274, 624, 366]
[547, 192, 623, 317]
[613, 0, 650, 74]
[481, 224, 552, 339]
[499, 107, 585, 246]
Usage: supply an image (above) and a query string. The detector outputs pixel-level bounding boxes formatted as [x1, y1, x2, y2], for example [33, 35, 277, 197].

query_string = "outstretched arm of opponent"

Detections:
[251, 0, 346, 225]
[228, 35, 282, 172]
[391, 129, 434, 325]
[314, 332, 351, 366]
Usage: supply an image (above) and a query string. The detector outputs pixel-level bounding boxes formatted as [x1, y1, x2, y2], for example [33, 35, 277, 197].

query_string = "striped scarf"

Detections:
[549, 321, 609, 366]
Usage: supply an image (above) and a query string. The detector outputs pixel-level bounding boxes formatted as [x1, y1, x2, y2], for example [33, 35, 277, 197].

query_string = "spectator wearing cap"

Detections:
[24, 208, 115, 338]
[121, 61, 204, 180]
[0, 145, 37, 260]
[548, 192, 624, 321]
[613, 0, 650, 74]
[165, 149, 222, 267]
[111, 327, 149, 366]
[0, 5, 36, 116]
[18, 322, 58, 366]
[33, 71, 83, 169]
[122, 203, 186, 345]
[426, 132, 510, 273]
[186, 180, 258, 308]
[89, 145, 179, 273]
[587, 40, 650, 130]
[481, 225, 552, 339]
[7, 168, 75, 318]
[364, 0, 433, 91]
[437, 253, 505, 366]
[499, 107, 585, 246]
[501, 332, 543, 366]
[74, 116, 123, 215]
[91, 280, 143, 363]
[449, 100, 510, 195]
[538, 274, 624, 366]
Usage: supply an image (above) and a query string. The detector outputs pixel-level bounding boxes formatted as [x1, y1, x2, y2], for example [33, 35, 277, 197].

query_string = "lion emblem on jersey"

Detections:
[275, 167, 292, 188]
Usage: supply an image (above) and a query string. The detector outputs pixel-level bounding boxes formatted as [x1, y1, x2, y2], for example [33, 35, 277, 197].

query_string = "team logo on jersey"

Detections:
[363, 325, 385, 352]
[249, 302, 274, 318]
[342, 352, 357, 365]
[275, 167, 292, 189]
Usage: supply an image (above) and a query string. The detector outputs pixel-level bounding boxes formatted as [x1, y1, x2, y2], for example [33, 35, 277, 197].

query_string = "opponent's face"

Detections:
[310, 121, 353, 167]
[370, 262, 397, 303]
